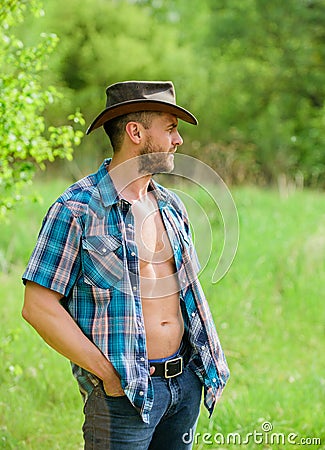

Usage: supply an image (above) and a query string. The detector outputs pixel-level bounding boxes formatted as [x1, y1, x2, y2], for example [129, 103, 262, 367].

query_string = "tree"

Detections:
[16, 0, 200, 174]
[0, 0, 84, 218]
[138, 0, 325, 186]
[12, 0, 325, 187]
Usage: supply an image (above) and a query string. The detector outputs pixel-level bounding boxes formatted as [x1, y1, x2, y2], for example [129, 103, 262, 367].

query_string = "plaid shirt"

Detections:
[23, 159, 229, 423]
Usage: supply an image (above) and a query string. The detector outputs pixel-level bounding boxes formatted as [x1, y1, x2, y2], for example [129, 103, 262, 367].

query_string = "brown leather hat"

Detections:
[86, 81, 197, 134]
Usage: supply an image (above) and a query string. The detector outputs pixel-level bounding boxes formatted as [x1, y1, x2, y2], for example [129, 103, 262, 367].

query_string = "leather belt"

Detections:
[150, 356, 183, 378]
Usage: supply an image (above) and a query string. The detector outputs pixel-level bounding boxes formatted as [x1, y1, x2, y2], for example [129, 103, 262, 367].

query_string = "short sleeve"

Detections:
[22, 201, 82, 297]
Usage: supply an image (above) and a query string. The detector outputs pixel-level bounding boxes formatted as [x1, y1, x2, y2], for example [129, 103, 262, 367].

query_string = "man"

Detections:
[22, 81, 230, 449]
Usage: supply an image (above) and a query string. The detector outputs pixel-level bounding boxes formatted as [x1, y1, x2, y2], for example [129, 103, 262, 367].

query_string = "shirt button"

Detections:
[131, 252, 136, 256]
[102, 248, 107, 253]
[133, 286, 137, 291]
[140, 357, 145, 362]
[191, 312, 195, 317]
[201, 345, 206, 350]
[174, 244, 178, 250]
[212, 378, 217, 383]
[139, 391, 144, 396]
[128, 223, 133, 228]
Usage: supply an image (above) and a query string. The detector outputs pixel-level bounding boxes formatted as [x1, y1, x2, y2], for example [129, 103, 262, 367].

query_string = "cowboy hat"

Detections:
[86, 81, 197, 134]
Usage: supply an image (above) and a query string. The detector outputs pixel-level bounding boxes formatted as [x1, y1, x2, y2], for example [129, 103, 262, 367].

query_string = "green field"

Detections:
[0, 179, 324, 449]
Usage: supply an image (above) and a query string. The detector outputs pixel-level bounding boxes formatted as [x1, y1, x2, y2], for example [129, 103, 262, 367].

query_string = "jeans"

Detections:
[82, 364, 202, 450]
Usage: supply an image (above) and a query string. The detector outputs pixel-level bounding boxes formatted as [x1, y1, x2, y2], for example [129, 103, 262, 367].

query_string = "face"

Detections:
[138, 113, 183, 175]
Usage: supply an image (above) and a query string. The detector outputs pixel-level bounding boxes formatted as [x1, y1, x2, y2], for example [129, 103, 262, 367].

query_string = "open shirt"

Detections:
[23, 159, 230, 423]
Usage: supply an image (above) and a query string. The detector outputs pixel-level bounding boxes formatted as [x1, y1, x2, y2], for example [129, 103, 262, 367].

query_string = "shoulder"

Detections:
[56, 173, 98, 216]
[52, 162, 109, 218]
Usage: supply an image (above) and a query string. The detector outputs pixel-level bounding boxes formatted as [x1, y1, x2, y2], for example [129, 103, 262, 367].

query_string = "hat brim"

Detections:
[86, 99, 198, 134]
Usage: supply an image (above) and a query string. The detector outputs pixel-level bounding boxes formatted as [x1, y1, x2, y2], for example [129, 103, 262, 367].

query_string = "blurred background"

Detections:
[2, 0, 325, 191]
[1, 1, 324, 449]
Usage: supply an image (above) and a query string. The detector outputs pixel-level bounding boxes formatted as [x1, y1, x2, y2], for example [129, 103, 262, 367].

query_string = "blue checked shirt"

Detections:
[23, 159, 229, 423]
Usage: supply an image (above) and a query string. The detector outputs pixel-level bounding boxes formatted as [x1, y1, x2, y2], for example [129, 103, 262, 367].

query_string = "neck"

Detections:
[108, 154, 152, 203]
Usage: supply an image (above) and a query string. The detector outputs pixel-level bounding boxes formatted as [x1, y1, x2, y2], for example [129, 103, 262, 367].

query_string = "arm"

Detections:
[22, 281, 124, 396]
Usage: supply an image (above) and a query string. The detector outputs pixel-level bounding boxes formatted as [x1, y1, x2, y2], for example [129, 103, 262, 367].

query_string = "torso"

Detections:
[132, 192, 184, 359]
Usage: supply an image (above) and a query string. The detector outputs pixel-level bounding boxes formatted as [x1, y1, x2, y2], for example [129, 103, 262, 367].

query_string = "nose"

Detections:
[173, 130, 183, 147]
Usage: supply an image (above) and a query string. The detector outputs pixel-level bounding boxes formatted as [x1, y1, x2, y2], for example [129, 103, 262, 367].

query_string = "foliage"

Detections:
[17, 0, 198, 173]
[7, 0, 325, 187]
[143, 0, 325, 186]
[0, 0, 84, 217]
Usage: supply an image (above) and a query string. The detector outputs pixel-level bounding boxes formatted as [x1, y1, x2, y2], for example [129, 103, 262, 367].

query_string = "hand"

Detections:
[102, 365, 125, 397]
[103, 374, 125, 397]
[102, 365, 156, 397]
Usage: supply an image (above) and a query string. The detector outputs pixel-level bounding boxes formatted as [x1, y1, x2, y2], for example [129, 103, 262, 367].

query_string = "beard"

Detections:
[138, 136, 175, 175]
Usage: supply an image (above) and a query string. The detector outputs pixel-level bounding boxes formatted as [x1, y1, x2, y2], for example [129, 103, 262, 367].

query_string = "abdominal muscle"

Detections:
[140, 260, 184, 360]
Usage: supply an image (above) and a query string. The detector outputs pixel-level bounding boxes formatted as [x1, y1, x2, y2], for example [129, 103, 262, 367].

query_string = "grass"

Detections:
[197, 186, 325, 449]
[0, 178, 324, 449]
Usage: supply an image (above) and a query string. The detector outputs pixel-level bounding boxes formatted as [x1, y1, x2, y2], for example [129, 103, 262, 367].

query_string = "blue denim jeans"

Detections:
[82, 364, 202, 449]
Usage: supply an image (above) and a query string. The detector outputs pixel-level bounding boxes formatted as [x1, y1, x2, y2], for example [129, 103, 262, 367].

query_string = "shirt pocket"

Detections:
[81, 234, 124, 288]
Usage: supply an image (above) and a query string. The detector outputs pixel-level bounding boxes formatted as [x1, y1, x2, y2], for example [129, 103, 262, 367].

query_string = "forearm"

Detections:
[22, 281, 115, 382]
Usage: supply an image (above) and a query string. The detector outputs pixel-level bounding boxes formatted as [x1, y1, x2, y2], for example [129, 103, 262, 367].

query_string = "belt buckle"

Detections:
[165, 356, 183, 378]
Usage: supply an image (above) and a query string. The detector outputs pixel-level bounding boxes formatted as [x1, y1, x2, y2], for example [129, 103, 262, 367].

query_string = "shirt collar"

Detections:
[148, 179, 172, 206]
[96, 159, 119, 207]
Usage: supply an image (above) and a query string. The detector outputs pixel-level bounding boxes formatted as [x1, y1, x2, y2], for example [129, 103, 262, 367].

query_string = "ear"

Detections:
[125, 122, 142, 145]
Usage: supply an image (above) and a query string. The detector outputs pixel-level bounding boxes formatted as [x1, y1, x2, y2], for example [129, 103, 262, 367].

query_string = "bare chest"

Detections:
[132, 194, 174, 264]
